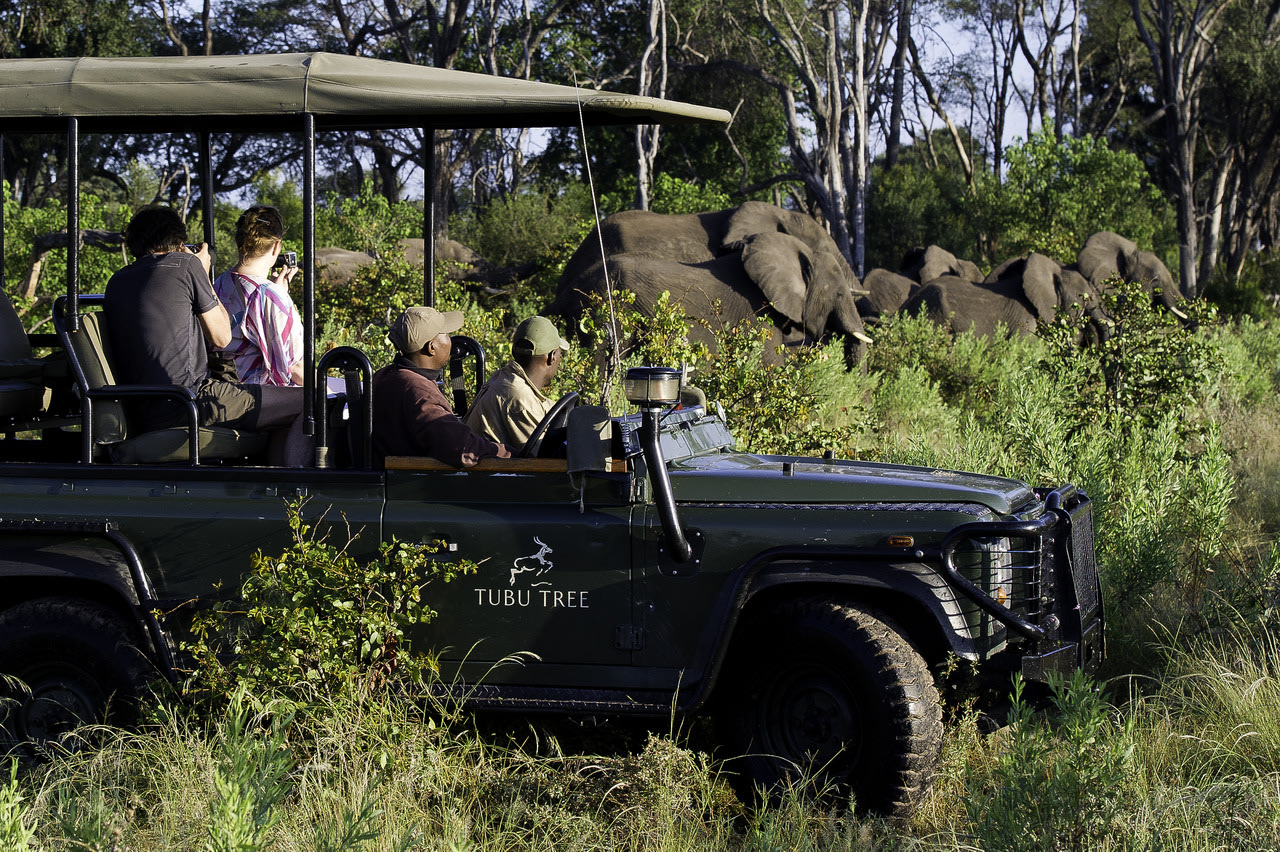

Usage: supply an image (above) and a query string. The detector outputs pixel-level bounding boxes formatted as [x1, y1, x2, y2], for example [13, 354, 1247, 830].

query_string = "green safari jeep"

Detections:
[0, 53, 1103, 814]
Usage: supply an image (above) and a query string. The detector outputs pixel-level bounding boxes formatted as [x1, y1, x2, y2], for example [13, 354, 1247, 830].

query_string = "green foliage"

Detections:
[867, 143, 984, 270]
[600, 173, 734, 216]
[965, 671, 1133, 850]
[2, 182, 128, 323]
[1204, 249, 1280, 320]
[0, 760, 35, 851]
[316, 179, 422, 258]
[866, 313, 1038, 422]
[990, 126, 1174, 263]
[205, 690, 295, 852]
[697, 319, 861, 456]
[450, 183, 595, 269]
[1041, 277, 1223, 432]
[0, 0, 153, 59]
[184, 500, 467, 709]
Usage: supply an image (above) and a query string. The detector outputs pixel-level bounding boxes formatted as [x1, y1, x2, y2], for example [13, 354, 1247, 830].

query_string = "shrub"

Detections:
[1041, 277, 1223, 434]
[315, 179, 421, 258]
[697, 319, 861, 456]
[964, 670, 1133, 850]
[0, 760, 35, 851]
[183, 500, 470, 711]
[2, 183, 128, 326]
[991, 126, 1175, 263]
[599, 173, 733, 216]
[449, 184, 594, 269]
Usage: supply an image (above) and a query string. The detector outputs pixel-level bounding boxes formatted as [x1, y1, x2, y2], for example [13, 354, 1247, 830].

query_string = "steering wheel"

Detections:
[520, 392, 579, 458]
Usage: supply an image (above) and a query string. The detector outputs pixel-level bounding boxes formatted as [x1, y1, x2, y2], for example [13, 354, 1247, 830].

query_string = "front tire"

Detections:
[717, 598, 943, 814]
[0, 597, 152, 752]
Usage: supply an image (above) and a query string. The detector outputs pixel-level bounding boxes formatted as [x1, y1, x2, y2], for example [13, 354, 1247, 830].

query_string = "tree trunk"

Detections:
[635, 0, 667, 211]
[884, 0, 914, 169]
[1129, 0, 1232, 299]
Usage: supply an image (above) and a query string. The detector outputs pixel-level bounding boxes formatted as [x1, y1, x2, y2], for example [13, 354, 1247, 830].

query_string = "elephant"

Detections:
[855, 245, 978, 327]
[857, 268, 919, 326]
[315, 246, 376, 287]
[314, 238, 534, 292]
[901, 244, 983, 286]
[551, 202, 873, 364]
[1075, 231, 1188, 320]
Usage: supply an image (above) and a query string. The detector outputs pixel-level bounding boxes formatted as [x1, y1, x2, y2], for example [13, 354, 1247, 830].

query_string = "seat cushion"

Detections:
[67, 313, 130, 444]
[110, 426, 270, 464]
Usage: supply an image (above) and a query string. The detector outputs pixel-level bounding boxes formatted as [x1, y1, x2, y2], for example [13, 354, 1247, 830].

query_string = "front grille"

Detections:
[1067, 500, 1099, 616]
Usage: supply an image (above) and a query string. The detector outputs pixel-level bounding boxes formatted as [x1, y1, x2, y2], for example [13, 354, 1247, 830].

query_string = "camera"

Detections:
[272, 250, 298, 269]
[184, 243, 201, 253]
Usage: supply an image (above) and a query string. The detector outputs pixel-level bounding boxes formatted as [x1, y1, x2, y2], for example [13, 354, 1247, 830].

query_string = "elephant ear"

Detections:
[1021, 253, 1062, 322]
[723, 201, 834, 255]
[740, 231, 809, 326]
[918, 245, 961, 285]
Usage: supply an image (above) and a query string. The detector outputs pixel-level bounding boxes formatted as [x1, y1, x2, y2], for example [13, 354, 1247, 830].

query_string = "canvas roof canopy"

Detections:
[0, 52, 731, 133]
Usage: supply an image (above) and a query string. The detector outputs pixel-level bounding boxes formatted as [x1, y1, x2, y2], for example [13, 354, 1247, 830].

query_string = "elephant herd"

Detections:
[313, 202, 1186, 364]
[858, 235, 1186, 343]
[549, 203, 1187, 362]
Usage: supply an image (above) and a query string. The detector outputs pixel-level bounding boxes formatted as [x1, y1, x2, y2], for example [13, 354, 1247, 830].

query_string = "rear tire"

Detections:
[716, 598, 943, 814]
[0, 597, 152, 753]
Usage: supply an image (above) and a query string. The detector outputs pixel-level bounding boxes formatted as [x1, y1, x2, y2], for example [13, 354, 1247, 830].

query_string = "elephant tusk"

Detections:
[1171, 304, 1189, 320]
[853, 330, 874, 344]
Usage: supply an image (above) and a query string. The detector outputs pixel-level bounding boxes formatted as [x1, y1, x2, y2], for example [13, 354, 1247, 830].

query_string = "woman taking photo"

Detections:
[213, 205, 304, 387]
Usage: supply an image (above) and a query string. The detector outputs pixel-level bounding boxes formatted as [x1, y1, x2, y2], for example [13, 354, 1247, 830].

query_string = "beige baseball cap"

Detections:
[512, 315, 569, 357]
[388, 306, 464, 355]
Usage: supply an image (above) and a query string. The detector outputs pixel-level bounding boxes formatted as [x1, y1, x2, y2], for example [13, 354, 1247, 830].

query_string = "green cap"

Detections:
[512, 316, 569, 357]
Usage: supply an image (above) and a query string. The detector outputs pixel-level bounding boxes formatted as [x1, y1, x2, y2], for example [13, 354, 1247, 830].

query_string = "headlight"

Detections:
[624, 366, 681, 407]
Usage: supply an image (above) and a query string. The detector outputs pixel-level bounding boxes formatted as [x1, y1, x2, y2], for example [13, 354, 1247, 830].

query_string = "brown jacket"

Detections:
[372, 356, 510, 467]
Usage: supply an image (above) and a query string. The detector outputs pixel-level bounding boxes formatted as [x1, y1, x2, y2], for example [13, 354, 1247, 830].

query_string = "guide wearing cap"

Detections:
[371, 306, 511, 467]
[465, 315, 570, 453]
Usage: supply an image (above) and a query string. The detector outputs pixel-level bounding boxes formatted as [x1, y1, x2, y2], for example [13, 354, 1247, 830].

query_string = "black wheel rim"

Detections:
[752, 661, 865, 778]
[15, 663, 105, 744]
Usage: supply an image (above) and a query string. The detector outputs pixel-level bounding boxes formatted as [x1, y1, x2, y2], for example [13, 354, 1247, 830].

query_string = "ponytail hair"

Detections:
[235, 205, 286, 260]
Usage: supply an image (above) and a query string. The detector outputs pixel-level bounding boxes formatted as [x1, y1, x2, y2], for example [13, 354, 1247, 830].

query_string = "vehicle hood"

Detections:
[667, 452, 1036, 516]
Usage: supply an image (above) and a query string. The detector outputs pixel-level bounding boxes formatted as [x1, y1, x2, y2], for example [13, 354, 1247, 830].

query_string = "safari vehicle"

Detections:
[0, 54, 1103, 813]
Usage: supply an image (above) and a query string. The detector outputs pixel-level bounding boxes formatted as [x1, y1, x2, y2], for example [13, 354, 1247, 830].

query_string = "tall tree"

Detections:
[635, 0, 668, 210]
[1128, 0, 1232, 298]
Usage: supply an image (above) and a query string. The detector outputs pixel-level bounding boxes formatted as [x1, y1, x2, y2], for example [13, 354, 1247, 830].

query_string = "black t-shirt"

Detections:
[104, 251, 219, 428]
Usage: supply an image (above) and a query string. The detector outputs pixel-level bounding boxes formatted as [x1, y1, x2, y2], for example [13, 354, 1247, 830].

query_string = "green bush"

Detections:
[315, 179, 422, 258]
[866, 153, 985, 270]
[450, 184, 594, 268]
[0, 760, 35, 851]
[990, 126, 1175, 264]
[3, 182, 129, 326]
[599, 173, 733, 216]
[964, 671, 1133, 851]
[1041, 277, 1223, 433]
[183, 500, 469, 711]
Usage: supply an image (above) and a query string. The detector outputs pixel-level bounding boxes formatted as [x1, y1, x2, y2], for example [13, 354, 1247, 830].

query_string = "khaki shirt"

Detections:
[465, 361, 552, 452]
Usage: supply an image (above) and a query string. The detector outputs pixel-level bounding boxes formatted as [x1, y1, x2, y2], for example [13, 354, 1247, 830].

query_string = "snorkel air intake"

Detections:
[625, 367, 693, 564]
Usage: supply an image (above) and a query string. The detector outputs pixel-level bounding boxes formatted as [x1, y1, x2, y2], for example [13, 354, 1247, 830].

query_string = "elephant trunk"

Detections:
[835, 295, 873, 346]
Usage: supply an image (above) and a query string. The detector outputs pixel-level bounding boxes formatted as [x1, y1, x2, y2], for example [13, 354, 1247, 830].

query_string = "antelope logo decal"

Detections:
[510, 537, 554, 587]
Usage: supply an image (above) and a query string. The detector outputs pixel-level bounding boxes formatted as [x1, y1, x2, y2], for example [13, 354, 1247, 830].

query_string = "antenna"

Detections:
[573, 71, 622, 407]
